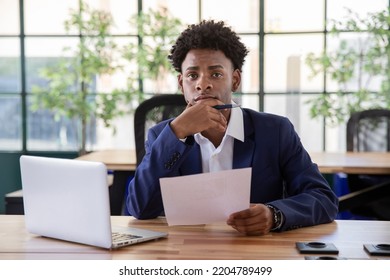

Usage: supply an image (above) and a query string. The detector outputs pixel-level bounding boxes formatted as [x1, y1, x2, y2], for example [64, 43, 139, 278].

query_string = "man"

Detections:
[126, 20, 338, 235]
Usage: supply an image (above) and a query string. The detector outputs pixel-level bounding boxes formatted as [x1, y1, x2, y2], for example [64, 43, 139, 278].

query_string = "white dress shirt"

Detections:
[194, 106, 244, 173]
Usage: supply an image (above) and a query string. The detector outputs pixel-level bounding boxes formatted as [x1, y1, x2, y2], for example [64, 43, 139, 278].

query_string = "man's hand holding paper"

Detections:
[160, 168, 251, 226]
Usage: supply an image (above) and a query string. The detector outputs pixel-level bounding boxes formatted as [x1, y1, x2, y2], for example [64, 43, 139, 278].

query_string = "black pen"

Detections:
[212, 104, 241, 110]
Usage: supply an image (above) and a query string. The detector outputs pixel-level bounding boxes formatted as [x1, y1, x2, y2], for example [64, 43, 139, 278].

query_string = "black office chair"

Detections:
[134, 94, 187, 166]
[343, 109, 390, 220]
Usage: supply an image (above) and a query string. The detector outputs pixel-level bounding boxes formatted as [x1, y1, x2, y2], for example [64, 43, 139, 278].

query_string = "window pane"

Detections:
[0, 0, 19, 34]
[265, 0, 324, 32]
[143, 72, 179, 94]
[25, 38, 79, 92]
[264, 34, 324, 93]
[323, 94, 347, 152]
[300, 94, 326, 152]
[327, 0, 388, 23]
[0, 39, 20, 93]
[26, 96, 96, 151]
[26, 37, 140, 94]
[138, 35, 180, 94]
[96, 37, 137, 93]
[241, 35, 259, 93]
[264, 93, 324, 152]
[24, 0, 79, 35]
[0, 95, 22, 151]
[239, 93, 259, 111]
[94, 113, 133, 150]
[25, 0, 138, 35]
[202, 0, 259, 32]
[326, 32, 383, 93]
[86, 0, 138, 34]
[143, 0, 199, 26]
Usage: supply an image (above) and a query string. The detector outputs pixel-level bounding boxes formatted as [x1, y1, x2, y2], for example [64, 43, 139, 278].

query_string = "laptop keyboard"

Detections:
[112, 232, 142, 246]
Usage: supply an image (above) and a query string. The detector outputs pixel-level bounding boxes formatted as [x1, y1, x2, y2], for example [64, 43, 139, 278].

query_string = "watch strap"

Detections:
[265, 204, 283, 231]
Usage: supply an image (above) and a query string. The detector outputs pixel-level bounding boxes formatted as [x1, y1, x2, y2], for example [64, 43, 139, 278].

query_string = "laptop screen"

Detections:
[20, 155, 113, 248]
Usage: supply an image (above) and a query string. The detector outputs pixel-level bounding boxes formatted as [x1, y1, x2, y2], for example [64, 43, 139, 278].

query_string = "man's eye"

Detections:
[187, 73, 198, 79]
[212, 73, 223, 78]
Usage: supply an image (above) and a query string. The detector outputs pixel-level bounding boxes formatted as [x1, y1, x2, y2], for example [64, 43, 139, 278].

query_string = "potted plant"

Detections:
[31, 2, 137, 155]
[305, 8, 390, 126]
[32, 4, 183, 155]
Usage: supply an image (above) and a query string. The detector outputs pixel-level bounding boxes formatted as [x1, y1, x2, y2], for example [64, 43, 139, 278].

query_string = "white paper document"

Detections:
[160, 168, 252, 226]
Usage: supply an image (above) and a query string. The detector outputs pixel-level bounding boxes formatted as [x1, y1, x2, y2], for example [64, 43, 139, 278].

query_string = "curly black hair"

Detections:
[168, 20, 249, 73]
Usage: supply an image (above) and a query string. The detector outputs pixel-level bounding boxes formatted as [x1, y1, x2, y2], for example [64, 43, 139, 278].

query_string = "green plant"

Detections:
[305, 8, 390, 126]
[31, 4, 183, 155]
[31, 2, 135, 155]
[122, 7, 183, 94]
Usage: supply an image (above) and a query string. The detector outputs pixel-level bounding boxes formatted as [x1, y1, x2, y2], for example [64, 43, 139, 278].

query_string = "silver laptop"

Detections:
[20, 155, 167, 249]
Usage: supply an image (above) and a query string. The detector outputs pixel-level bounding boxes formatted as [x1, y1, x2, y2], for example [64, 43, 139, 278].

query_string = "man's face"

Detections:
[178, 49, 241, 105]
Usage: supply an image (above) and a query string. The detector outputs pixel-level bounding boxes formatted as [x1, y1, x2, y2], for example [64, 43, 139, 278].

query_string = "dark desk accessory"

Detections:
[364, 243, 390, 256]
[296, 242, 339, 254]
[305, 256, 347, 260]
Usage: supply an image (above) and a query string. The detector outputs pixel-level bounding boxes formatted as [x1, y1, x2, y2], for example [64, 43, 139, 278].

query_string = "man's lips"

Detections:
[193, 95, 217, 102]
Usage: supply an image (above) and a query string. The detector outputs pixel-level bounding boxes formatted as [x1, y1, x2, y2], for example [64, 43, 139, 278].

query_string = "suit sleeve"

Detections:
[269, 118, 339, 231]
[126, 121, 194, 219]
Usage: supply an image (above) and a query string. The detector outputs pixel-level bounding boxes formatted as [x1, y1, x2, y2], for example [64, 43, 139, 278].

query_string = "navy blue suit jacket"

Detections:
[126, 108, 338, 231]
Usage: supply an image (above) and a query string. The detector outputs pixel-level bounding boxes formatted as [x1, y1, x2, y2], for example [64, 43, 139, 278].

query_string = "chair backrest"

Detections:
[134, 94, 187, 165]
[346, 109, 390, 152]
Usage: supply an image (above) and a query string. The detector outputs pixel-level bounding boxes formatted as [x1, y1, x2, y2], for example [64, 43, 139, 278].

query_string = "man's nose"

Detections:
[196, 76, 212, 91]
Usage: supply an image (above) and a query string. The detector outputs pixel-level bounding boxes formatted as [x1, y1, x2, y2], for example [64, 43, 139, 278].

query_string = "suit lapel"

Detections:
[233, 138, 255, 169]
[181, 143, 202, 175]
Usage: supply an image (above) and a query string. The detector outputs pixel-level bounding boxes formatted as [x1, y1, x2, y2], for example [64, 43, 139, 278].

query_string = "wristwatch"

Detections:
[265, 204, 283, 231]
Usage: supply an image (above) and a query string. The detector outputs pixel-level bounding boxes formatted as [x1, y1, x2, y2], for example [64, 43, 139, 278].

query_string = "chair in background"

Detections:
[123, 94, 186, 216]
[347, 109, 390, 152]
[134, 94, 187, 166]
[343, 109, 390, 220]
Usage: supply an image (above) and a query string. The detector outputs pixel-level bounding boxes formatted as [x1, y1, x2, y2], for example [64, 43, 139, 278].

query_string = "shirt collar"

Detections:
[226, 103, 244, 142]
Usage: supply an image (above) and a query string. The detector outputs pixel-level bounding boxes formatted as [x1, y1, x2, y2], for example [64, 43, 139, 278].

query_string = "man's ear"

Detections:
[232, 69, 241, 92]
[178, 74, 184, 93]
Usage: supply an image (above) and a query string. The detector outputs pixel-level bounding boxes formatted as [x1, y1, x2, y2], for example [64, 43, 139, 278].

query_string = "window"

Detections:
[0, 0, 388, 153]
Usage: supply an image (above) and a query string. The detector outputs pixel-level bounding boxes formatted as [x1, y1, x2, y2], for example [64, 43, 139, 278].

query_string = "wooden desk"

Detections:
[310, 152, 390, 175]
[0, 215, 389, 260]
[77, 149, 136, 171]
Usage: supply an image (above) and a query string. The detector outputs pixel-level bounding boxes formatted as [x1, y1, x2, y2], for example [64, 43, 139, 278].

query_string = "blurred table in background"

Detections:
[77, 149, 136, 215]
[8, 150, 390, 215]
[310, 151, 390, 213]
[310, 152, 390, 174]
[79, 150, 390, 215]
[77, 149, 136, 171]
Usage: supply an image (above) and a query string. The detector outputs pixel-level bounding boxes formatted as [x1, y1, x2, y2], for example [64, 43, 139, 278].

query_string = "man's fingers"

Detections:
[227, 204, 273, 235]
